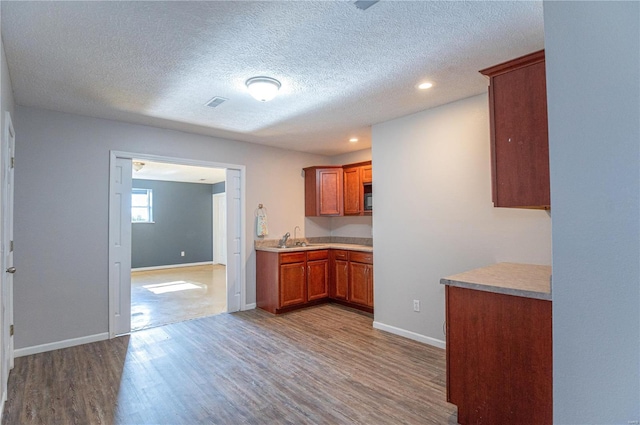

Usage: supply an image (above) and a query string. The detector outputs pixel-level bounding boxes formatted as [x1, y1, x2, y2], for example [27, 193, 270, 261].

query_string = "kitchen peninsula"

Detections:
[441, 263, 552, 425]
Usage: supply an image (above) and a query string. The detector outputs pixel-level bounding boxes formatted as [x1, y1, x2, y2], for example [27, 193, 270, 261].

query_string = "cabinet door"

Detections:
[366, 263, 374, 307]
[333, 259, 349, 300]
[349, 262, 369, 306]
[491, 60, 549, 208]
[361, 165, 372, 184]
[279, 263, 306, 307]
[343, 167, 361, 215]
[307, 259, 329, 301]
[318, 169, 343, 216]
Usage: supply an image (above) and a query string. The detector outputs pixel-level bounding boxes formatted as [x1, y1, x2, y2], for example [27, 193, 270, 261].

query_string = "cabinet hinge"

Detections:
[11, 157, 14, 169]
[9, 325, 14, 337]
[9, 240, 13, 252]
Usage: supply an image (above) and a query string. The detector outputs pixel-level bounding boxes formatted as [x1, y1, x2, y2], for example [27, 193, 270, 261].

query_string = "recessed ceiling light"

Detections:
[349, 138, 359, 143]
[418, 82, 433, 90]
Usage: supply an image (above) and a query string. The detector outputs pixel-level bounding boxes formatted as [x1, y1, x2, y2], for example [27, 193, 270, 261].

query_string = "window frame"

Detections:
[131, 188, 154, 223]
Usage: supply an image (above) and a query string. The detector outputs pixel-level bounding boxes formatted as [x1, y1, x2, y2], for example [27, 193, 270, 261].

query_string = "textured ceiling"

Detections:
[1, 1, 544, 156]
[131, 160, 226, 185]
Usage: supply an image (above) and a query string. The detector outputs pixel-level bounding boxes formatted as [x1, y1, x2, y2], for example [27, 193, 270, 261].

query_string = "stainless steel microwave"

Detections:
[364, 192, 373, 211]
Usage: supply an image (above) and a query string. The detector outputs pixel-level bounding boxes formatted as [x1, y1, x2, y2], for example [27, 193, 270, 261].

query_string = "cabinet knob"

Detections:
[508, 138, 512, 143]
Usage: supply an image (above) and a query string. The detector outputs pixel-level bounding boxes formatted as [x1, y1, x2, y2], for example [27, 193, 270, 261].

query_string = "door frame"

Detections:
[0, 112, 15, 406]
[212, 192, 226, 265]
[108, 151, 247, 337]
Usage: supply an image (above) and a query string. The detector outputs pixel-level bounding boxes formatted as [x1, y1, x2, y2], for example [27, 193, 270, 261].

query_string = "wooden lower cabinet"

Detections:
[257, 250, 329, 314]
[348, 262, 370, 306]
[258, 248, 374, 314]
[307, 259, 329, 301]
[446, 285, 552, 424]
[330, 250, 373, 312]
[279, 262, 306, 307]
[331, 251, 349, 300]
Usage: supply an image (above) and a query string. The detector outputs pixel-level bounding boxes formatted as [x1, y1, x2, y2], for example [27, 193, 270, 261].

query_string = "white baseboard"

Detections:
[243, 303, 256, 310]
[373, 321, 446, 350]
[132, 261, 214, 272]
[14, 332, 110, 358]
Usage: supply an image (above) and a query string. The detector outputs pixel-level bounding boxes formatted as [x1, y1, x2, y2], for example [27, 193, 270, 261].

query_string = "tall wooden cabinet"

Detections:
[480, 50, 550, 209]
[304, 166, 344, 216]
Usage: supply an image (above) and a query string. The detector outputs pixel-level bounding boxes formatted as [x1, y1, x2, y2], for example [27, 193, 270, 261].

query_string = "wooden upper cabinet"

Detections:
[480, 50, 550, 209]
[361, 164, 372, 184]
[343, 166, 362, 215]
[304, 166, 344, 217]
[342, 161, 372, 216]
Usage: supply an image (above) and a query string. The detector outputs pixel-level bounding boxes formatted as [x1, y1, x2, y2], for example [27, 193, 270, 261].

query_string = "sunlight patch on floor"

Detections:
[143, 281, 203, 294]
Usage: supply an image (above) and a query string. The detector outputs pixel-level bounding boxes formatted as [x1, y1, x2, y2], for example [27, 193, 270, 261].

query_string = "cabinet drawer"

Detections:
[333, 250, 348, 261]
[280, 252, 306, 264]
[307, 250, 329, 261]
[349, 251, 373, 264]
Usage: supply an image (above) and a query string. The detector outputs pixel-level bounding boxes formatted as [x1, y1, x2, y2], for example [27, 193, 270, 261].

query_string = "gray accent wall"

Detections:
[132, 179, 213, 268]
[212, 181, 225, 194]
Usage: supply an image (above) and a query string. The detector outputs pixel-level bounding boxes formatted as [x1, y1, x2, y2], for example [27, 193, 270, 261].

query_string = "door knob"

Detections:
[6, 267, 16, 274]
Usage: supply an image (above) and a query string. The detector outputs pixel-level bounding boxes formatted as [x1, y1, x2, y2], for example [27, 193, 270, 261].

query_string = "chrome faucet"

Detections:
[278, 232, 290, 248]
[294, 226, 302, 245]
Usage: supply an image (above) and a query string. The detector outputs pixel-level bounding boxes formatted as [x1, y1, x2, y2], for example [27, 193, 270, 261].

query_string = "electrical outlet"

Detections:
[181, 251, 185, 257]
[413, 300, 420, 312]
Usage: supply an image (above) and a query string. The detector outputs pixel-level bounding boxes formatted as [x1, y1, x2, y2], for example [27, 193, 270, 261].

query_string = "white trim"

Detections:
[131, 261, 214, 272]
[243, 303, 256, 310]
[109, 151, 247, 337]
[372, 321, 446, 350]
[14, 332, 110, 358]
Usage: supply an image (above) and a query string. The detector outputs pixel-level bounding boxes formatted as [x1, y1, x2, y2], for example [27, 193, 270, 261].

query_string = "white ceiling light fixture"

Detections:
[133, 161, 145, 172]
[245, 76, 281, 102]
[418, 82, 433, 90]
[349, 137, 359, 143]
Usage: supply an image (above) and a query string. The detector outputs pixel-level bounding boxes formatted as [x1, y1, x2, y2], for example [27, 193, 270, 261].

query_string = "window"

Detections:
[132, 188, 153, 223]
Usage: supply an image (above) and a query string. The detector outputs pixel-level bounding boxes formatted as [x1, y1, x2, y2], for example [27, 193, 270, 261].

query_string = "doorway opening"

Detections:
[129, 160, 227, 331]
[108, 152, 245, 338]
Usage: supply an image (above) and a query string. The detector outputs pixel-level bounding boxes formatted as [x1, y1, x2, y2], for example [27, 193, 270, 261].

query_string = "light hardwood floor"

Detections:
[2, 304, 458, 424]
[131, 264, 226, 331]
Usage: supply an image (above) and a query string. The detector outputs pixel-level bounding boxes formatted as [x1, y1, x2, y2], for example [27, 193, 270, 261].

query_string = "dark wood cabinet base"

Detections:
[446, 286, 552, 424]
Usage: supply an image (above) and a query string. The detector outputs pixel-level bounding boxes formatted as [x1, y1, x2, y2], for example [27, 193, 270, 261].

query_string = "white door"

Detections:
[226, 169, 241, 312]
[108, 156, 132, 337]
[212, 192, 227, 265]
[0, 112, 15, 404]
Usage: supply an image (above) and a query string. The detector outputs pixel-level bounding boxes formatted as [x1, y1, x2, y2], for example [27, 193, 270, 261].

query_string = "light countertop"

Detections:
[255, 243, 372, 253]
[440, 262, 552, 300]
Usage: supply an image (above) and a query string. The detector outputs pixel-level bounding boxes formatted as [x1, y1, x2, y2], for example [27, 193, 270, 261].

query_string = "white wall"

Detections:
[13, 106, 330, 349]
[1, 39, 15, 136]
[545, 1, 640, 423]
[371, 94, 551, 345]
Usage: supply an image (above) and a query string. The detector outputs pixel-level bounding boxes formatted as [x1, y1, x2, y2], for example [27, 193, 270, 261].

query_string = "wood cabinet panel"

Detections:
[481, 50, 550, 209]
[279, 263, 306, 307]
[343, 167, 362, 215]
[304, 166, 344, 217]
[307, 250, 329, 261]
[446, 286, 552, 424]
[361, 165, 372, 184]
[333, 258, 349, 300]
[348, 262, 369, 306]
[307, 260, 329, 301]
